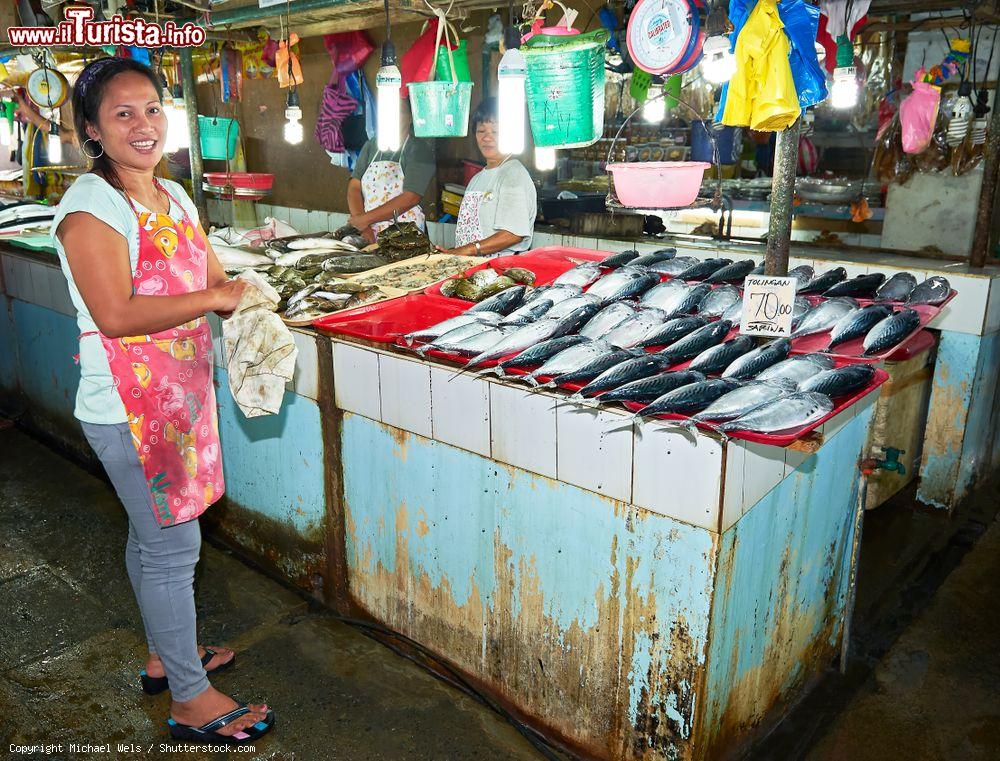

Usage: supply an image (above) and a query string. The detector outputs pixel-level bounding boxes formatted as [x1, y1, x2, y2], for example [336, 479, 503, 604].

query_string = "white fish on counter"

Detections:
[213, 243, 274, 270]
[286, 237, 359, 251]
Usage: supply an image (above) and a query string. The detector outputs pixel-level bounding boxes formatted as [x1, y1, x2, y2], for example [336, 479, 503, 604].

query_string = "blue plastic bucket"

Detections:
[691, 121, 738, 165]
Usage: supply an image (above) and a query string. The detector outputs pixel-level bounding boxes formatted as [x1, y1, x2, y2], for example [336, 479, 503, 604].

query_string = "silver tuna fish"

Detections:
[874, 272, 918, 302]
[790, 297, 859, 338]
[826, 304, 892, 350]
[789, 264, 815, 291]
[579, 302, 637, 340]
[554, 263, 603, 288]
[544, 293, 603, 319]
[526, 340, 614, 385]
[693, 379, 797, 422]
[719, 392, 834, 433]
[500, 299, 554, 325]
[603, 308, 670, 348]
[862, 308, 921, 356]
[721, 338, 791, 380]
[640, 280, 690, 311]
[404, 312, 502, 346]
[698, 285, 741, 318]
[649, 256, 699, 275]
[906, 276, 951, 305]
[754, 355, 833, 385]
[688, 335, 757, 375]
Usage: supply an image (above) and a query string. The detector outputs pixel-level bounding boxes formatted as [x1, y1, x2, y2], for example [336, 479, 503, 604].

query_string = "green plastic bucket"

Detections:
[198, 116, 239, 160]
[523, 29, 608, 149]
[435, 40, 471, 82]
[409, 81, 473, 138]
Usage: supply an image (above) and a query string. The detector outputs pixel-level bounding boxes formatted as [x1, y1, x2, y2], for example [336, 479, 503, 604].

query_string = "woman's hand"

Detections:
[347, 213, 370, 233]
[209, 279, 249, 315]
[435, 244, 475, 256]
[360, 226, 376, 245]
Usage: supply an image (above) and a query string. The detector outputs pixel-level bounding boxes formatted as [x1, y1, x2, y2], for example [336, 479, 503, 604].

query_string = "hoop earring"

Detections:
[82, 138, 104, 160]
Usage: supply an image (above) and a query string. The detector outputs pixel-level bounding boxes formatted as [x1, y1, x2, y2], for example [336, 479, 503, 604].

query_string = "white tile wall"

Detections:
[289, 329, 319, 401]
[378, 353, 432, 437]
[329, 211, 350, 230]
[556, 405, 633, 502]
[821, 404, 855, 440]
[332, 341, 381, 420]
[928, 274, 990, 335]
[430, 366, 491, 456]
[13, 257, 34, 303]
[531, 232, 562, 248]
[306, 209, 330, 234]
[721, 440, 746, 531]
[784, 447, 812, 477]
[631, 421, 722, 531]
[1, 255, 17, 297]
[489, 381, 557, 478]
[44, 265, 75, 316]
[740, 440, 786, 513]
[287, 207, 309, 234]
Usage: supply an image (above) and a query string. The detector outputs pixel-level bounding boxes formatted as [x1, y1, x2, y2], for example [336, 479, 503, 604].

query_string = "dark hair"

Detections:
[471, 97, 498, 132]
[72, 57, 164, 193]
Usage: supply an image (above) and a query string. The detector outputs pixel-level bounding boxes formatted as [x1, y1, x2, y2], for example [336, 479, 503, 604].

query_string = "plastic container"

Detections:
[435, 40, 471, 82]
[203, 172, 274, 190]
[463, 160, 484, 185]
[607, 161, 711, 208]
[198, 116, 240, 161]
[409, 81, 473, 138]
[524, 29, 609, 148]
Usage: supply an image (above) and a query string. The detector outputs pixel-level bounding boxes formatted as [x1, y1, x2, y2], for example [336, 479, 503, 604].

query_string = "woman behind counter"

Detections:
[439, 97, 537, 257]
[52, 57, 274, 745]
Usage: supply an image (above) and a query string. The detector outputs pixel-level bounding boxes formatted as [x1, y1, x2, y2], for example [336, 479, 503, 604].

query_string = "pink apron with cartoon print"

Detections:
[87, 180, 224, 527]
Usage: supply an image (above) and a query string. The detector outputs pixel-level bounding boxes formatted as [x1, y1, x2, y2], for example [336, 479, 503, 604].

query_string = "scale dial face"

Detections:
[627, 0, 695, 75]
[27, 68, 69, 109]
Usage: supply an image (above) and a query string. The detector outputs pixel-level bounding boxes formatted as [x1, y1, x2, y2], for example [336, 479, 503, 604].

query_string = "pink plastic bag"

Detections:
[899, 78, 941, 155]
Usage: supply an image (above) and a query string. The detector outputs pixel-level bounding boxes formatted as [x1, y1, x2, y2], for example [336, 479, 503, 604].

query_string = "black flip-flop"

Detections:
[140, 648, 236, 695]
[167, 705, 275, 746]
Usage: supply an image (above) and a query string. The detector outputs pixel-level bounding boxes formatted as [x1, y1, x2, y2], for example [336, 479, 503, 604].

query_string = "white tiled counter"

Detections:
[328, 336, 876, 760]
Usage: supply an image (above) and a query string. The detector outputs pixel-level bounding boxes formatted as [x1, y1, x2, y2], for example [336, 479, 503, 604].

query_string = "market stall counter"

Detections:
[313, 247, 885, 759]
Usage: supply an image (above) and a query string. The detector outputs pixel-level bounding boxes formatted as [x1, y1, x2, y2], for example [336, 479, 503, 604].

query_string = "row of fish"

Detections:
[595, 247, 952, 306]
[439, 267, 536, 301]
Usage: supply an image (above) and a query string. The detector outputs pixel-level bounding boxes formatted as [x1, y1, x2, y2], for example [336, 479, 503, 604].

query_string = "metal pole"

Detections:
[765, 119, 800, 276]
[840, 471, 869, 674]
[179, 49, 207, 225]
[969, 78, 1000, 269]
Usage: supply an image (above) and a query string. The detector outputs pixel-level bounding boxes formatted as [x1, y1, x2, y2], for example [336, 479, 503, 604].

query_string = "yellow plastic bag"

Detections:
[721, 0, 799, 132]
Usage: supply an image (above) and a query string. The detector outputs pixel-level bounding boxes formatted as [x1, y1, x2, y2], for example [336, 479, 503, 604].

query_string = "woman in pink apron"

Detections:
[437, 98, 537, 258]
[54, 58, 274, 746]
[345, 98, 435, 242]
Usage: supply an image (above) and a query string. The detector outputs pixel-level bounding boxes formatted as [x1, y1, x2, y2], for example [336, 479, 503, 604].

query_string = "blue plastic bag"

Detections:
[777, 0, 828, 109]
[715, 0, 754, 123]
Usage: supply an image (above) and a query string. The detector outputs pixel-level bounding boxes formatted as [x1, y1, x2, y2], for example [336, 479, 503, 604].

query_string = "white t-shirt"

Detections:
[460, 159, 537, 254]
[51, 173, 200, 425]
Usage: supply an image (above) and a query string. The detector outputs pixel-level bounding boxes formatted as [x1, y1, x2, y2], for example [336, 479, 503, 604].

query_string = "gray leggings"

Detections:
[82, 421, 210, 702]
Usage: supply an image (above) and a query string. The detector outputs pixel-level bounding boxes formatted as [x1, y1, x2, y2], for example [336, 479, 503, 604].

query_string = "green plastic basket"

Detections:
[435, 40, 471, 82]
[198, 116, 240, 160]
[523, 29, 608, 149]
[409, 81, 473, 138]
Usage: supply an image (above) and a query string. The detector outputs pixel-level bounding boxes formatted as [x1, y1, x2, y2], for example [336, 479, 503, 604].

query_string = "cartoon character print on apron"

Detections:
[361, 137, 426, 236]
[88, 181, 224, 527]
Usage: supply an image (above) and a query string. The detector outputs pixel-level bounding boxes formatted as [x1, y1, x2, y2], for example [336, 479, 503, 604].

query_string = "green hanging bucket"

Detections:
[523, 29, 608, 149]
[409, 22, 473, 137]
[435, 40, 471, 82]
[198, 116, 240, 160]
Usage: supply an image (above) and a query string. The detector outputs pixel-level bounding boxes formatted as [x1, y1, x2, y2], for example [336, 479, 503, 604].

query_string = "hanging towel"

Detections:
[222, 270, 298, 418]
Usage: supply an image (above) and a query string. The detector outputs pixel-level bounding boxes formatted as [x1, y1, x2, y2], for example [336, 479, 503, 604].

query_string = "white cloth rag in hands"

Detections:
[222, 270, 298, 418]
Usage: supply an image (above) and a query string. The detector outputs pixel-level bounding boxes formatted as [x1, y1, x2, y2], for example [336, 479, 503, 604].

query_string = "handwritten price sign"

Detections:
[740, 275, 797, 337]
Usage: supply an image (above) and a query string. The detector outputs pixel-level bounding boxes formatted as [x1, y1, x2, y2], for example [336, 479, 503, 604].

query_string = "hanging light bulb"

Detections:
[831, 35, 859, 110]
[47, 120, 62, 164]
[376, 41, 402, 151]
[497, 23, 527, 154]
[946, 81, 974, 147]
[642, 85, 666, 123]
[535, 146, 556, 171]
[284, 89, 303, 145]
[168, 84, 190, 151]
[701, 1, 735, 84]
[0, 102, 10, 147]
[970, 87, 991, 147]
[701, 36, 736, 84]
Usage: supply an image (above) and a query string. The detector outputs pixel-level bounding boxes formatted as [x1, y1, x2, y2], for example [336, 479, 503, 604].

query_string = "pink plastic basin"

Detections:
[607, 161, 711, 208]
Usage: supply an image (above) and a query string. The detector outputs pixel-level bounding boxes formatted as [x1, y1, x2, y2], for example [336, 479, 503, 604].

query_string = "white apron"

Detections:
[361, 138, 426, 236]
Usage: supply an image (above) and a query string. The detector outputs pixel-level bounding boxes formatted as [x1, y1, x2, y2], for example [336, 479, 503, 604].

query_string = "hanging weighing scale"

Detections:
[26, 67, 69, 109]
[626, 0, 703, 76]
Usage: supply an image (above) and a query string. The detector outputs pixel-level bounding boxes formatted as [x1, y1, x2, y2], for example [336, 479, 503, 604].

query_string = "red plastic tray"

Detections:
[788, 291, 955, 362]
[312, 294, 462, 343]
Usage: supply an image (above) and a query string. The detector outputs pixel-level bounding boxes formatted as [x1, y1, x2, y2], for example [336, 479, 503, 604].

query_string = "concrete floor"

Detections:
[2, 422, 999, 761]
[0, 427, 542, 761]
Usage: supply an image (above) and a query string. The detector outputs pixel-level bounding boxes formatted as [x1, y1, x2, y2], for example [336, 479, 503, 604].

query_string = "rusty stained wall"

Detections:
[697, 410, 874, 760]
[339, 412, 719, 760]
[918, 330, 1000, 509]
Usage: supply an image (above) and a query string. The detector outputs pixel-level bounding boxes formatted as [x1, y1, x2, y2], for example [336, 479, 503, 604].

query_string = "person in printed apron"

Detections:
[438, 97, 537, 257]
[346, 98, 435, 243]
[52, 58, 275, 746]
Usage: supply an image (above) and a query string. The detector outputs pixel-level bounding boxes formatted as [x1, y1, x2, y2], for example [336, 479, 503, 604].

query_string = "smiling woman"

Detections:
[49, 57, 275, 748]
